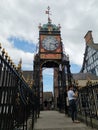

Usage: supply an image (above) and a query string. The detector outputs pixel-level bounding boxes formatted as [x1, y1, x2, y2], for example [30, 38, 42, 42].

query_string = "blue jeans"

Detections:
[69, 99, 77, 121]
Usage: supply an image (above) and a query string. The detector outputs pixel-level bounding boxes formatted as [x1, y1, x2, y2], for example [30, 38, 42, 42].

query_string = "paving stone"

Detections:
[28, 110, 97, 130]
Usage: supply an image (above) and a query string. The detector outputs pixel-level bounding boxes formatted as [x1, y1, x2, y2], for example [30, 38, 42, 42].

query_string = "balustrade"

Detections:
[0, 43, 35, 130]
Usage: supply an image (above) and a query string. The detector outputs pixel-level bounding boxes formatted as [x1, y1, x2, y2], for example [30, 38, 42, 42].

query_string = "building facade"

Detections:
[81, 31, 98, 76]
[73, 72, 98, 88]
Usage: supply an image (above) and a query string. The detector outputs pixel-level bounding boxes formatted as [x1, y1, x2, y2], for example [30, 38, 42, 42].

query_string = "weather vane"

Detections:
[45, 6, 52, 23]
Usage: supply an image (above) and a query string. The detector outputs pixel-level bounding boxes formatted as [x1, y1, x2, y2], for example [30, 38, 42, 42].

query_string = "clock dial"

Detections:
[42, 36, 59, 51]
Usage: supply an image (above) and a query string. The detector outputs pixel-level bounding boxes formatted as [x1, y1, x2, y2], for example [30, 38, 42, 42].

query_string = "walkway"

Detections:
[30, 110, 97, 130]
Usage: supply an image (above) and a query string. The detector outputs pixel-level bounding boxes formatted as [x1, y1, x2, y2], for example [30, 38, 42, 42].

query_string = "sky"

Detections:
[0, 0, 98, 91]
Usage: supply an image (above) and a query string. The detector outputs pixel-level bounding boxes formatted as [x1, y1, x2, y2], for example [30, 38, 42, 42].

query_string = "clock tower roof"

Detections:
[39, 22, 61, 32]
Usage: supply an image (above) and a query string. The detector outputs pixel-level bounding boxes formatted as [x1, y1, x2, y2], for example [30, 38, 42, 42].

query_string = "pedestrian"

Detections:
[67, 86, 80, 123]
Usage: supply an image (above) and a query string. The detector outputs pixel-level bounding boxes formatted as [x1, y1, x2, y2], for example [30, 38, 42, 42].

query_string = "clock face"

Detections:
[42, 36, 59, 51]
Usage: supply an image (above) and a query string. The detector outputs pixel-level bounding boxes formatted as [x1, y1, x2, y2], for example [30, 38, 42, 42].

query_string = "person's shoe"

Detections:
[73, 120, 80, 123]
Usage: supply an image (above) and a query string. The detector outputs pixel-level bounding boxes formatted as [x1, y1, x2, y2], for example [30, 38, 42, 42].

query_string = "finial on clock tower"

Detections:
[45, 6, 52, 23]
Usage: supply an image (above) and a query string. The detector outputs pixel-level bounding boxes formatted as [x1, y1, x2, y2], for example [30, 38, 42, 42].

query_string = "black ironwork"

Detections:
[58, 69, 62, 112]
[78, 83, 98, 128]
[0, 46, 35, 130]
[57, 54, 73, 113]
[62, 63, 67, 114]
[33, 54, 40, 119]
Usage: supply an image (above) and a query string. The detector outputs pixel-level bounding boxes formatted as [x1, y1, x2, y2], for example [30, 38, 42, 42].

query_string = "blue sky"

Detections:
[8, 37, 36, 53]
[43, 69, 54, 92]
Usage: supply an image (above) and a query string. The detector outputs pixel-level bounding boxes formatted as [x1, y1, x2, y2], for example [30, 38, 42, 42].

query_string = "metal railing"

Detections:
[78, 83, 98, 128]
[0, 45, 35, 130]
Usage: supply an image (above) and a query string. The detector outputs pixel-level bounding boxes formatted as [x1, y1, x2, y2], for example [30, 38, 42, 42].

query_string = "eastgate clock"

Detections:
[42, 36, 59, 51]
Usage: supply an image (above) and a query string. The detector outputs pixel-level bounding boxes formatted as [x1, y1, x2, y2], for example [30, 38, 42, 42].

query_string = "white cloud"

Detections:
[0, 0, 98, 71]
[1, 40, 34, 70]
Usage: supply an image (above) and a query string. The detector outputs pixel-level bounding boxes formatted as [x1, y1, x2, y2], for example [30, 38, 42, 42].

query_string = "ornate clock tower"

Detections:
[33, 7, 72, 111]
[39, 7, 62, 60]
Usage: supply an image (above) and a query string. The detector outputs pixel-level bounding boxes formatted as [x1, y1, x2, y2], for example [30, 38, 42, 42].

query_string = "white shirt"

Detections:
[67, 90, 75, 101]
